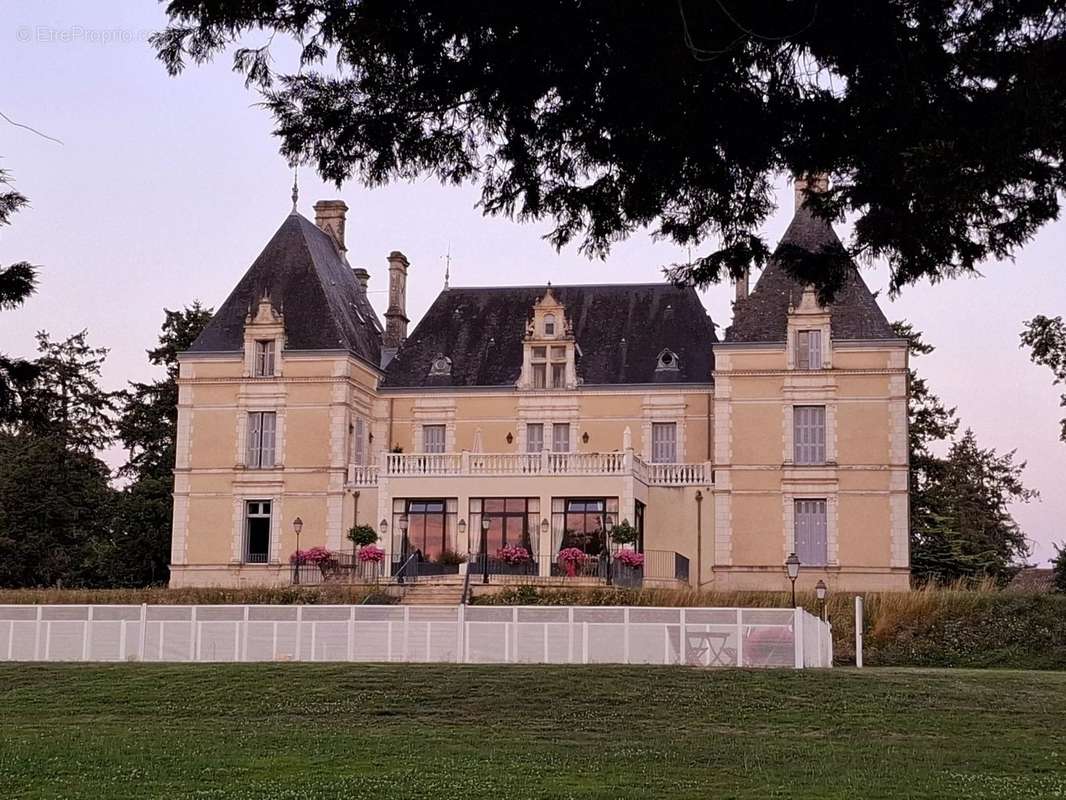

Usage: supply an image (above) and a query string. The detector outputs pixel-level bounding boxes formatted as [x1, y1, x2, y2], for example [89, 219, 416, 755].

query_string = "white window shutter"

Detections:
[260, 412, 276, 468]
[246, 413, 262, 467]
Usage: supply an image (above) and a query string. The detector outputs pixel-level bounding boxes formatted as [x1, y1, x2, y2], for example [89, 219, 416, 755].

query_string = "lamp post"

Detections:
[379, 518, 388, 579]
[815, 579, 828, 620]
[397, 514, 410, 583]
[540, 518, 549, 578]
[292, 517, 304, 584]
[785, 552, 801, 607]
[481, 517, 491, 584]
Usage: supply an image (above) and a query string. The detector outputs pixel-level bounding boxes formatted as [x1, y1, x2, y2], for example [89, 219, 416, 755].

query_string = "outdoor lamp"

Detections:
[458, 518, 467, 537]
[815, 579, 828, 620]
[399, 514, 409, 533]
[540, 518, 550, 535]
[292, 517, 304, 585]
[481, 516, 491, 584]
[785, 552, 801, 607]
[379, 518, 388, 537]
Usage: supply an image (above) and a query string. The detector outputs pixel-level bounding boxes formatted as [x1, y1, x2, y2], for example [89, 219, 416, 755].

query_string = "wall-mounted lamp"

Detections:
[581, 432, 590, 445]
[506, 432, 514, 444]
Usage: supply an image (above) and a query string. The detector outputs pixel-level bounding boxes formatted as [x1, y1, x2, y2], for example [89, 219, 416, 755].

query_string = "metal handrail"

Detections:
[394, 552, 419, 585]
[460, 565, 472, 605]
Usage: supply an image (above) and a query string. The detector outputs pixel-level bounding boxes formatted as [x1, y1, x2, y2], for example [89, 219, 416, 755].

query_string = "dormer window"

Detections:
[544, 313, 556, 336]
[254, 340, 275, 377]
[429, 354, 452, 377]
[521, 285, 575, 390]
[656, 348, 679, 372]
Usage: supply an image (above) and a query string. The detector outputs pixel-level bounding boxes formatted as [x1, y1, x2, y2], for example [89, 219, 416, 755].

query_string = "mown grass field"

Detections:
[1, 664, 1064, 799]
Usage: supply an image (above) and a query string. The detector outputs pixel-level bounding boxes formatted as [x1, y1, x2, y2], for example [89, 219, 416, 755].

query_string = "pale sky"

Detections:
[1, 1, 1063, 565]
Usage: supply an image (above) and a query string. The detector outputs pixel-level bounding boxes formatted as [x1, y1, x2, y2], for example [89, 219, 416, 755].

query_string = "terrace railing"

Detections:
[347, 451, 710, 487]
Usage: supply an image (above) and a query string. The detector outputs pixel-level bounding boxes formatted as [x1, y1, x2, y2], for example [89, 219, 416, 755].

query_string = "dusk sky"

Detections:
[1, 1, 1063, 564]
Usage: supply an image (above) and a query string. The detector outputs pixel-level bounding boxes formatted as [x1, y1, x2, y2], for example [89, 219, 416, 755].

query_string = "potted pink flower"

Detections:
[557, 547, 589, 577]
[616, 549, 645, 569]
[358, 545, 385, 563]
[497, 545, 531, 565]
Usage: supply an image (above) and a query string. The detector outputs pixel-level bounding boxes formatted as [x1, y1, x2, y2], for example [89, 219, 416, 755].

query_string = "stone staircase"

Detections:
[398, 583, 467, 606]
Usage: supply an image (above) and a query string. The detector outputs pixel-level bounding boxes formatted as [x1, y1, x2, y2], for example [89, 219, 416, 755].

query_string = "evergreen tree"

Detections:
[0, 168, 37, 423]
[1053, 543, 1066, 594]
[108, 304, 212, 585]
[894, 321, 1034, 584]
[1021, 315, 1066, 443]
[0, 331, 117, 587]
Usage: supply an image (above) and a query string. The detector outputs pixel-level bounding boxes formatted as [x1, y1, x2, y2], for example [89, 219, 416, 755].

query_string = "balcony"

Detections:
[347, 451, 712, 488]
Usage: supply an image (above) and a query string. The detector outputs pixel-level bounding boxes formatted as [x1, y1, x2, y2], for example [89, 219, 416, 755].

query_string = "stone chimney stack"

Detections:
[384, 250, 410, 348]
[313, 200, 348, 258]
[352, 267, 370, 292]
[735, 268, 749, 303]
[793, 173, 829, 210]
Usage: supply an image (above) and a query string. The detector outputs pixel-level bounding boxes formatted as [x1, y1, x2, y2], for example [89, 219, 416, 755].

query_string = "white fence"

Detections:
[0, 605, 832, 668]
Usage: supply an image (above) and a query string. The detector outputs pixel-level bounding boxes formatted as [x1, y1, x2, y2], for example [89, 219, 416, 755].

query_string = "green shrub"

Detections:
[347, 524, 379, 548]
[609, 521, 640, 546]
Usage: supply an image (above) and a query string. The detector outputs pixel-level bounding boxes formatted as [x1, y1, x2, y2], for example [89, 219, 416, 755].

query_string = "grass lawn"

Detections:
[1, 665, 1064, 799]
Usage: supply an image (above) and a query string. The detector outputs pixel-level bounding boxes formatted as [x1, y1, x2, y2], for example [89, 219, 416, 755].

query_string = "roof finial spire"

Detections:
[290, 166, 299, 214]
[442, 242, 451, 290]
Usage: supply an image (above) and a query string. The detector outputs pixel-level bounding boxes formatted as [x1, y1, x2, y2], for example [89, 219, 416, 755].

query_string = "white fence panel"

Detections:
[0, 604, 832, 668]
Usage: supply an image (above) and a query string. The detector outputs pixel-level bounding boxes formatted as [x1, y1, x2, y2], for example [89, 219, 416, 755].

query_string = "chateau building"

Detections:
[170, 184, 910, 592]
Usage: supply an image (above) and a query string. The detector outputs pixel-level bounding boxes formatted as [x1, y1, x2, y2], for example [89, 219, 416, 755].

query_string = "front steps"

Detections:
[398, 583, 467, 605]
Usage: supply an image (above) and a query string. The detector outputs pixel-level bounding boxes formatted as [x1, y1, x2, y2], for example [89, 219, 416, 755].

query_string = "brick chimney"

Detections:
[794, 173, 829, 210]
[352, 267, 370, 292]
[735, 267, 749, 303]
[313, 200, 348, 258]
[384, 251, 410, 348]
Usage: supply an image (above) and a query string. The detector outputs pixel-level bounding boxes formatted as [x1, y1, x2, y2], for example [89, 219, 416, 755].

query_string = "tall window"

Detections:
[246, 412, 276, 468]
[793, 406, 827, 464]
[471, 497, 539, 554]
[394, 498, 457, 560]
[244, 500, 271, 563]
[351, 417, 366, 465]
[550, 346, 567, 388]
[543, 314, 556, 336]
[796, 330, 822, 369]
[531, 346, 547, 388]
[254, 339, 275, 377]
[794, 499, 828, 565]
[422, 424, 446, 453]
[552, 423, 571, 453]
[526, 423, 544, 453]
[651, 422, 677, 463]
[552, 497, 618, 554]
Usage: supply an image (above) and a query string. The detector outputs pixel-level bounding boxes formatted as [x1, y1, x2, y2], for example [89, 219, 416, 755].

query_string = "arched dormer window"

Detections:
[543, 313, 556, 336]
[656, 348, 680, 372]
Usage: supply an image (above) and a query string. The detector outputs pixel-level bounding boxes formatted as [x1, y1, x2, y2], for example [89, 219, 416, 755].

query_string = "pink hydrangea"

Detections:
[557, 547, 589, 577]
[616, 550, 645, 568]
[357, 545, 386, 563]
[496, 545, 531, 565]
[289, 546, 335, 566]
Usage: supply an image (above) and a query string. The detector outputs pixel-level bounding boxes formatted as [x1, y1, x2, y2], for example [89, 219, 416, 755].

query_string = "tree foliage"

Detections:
[0, 331, 117, 588]
[154, 1, 1066, 294]
[1020, 314, 1066, 443]
[0, 167, 37, 423]
[1052, 542, 1066, 593]
[896, 321, 1035, 584]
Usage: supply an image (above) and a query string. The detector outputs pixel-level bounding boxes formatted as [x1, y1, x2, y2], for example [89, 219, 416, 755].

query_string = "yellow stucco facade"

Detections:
[170, 199, 910, 593]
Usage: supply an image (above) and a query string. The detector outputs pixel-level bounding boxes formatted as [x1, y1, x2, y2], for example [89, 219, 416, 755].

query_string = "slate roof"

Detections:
[188, 213, 382, 367]
[726, 205, 895, 342]
[382, 284, 716, 388]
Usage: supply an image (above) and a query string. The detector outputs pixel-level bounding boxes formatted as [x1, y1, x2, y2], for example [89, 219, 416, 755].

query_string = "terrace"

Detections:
[347, 451, 712, 487]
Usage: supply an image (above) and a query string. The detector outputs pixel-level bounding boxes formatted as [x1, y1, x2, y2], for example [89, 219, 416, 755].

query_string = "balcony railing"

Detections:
[347, 452, 710, 488]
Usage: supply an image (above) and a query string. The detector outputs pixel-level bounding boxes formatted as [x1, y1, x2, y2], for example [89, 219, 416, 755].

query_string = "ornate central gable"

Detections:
[518, 285, 578, 390]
